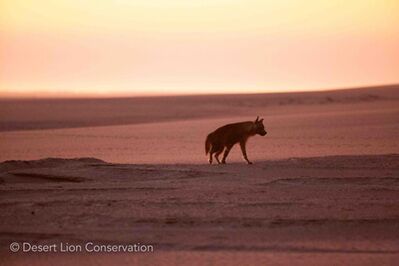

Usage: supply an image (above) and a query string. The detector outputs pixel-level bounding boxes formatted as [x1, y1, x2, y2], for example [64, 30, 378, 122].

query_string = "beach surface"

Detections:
[1, 85, 399, 265]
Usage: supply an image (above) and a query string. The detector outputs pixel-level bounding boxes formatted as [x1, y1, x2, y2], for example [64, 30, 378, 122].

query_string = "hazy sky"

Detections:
[1, 0, 398, 97]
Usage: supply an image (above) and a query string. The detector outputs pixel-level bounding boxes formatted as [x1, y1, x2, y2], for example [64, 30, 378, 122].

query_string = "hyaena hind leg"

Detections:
[214, 148, 224, 164]
[208, 143, 218, 164]
[209, 144, 222, 165]
[221, 144, 233, 164]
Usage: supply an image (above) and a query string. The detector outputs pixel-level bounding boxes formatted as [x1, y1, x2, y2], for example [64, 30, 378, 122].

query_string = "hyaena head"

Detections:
[254, 116, 267, 136]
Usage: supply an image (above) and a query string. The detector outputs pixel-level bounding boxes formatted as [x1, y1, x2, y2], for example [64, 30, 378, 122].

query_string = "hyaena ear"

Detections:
[255, 116, 259, 122]
[259, 118, 264, 123]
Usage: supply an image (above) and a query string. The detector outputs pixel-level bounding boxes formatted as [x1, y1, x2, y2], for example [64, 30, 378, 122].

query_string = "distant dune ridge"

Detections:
[0, 84, 398, 132]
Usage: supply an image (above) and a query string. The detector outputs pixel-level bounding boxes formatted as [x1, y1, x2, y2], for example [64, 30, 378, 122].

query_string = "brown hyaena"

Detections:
[205, 116, 267, 164]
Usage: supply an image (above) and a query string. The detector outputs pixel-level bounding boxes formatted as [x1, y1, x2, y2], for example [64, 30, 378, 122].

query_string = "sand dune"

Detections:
[0, 84, 398, 132]
[0, 86, 398, 164]
[1, 86, 399, 265]
[1, 155, 399, 265]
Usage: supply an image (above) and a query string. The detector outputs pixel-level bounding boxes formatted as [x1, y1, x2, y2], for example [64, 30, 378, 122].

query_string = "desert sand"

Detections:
[0, 85, 399, 265]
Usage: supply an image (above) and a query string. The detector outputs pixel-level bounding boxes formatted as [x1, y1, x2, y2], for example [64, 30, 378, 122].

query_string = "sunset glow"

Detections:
[1, 0, 399, 97]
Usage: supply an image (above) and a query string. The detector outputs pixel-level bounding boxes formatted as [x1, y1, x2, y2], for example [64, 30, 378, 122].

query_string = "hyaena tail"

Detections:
[205, 134, 212, 155]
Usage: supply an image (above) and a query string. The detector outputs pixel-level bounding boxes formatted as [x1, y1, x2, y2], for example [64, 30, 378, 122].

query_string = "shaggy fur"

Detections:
[205, 117, 267, 164]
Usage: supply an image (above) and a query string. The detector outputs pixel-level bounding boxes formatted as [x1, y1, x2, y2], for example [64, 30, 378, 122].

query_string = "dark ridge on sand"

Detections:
[1, 157, 104, 165]
[0, 157, 105, 173]
[0, 84, 397, 132]
[0, 154, 398, 174]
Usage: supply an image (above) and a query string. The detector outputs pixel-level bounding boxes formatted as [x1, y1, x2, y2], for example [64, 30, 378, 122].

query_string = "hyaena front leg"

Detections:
[240, 141, 253, 164]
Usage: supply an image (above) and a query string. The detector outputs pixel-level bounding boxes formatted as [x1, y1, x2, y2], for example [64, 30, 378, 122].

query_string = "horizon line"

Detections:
[0, 83, 398, 100]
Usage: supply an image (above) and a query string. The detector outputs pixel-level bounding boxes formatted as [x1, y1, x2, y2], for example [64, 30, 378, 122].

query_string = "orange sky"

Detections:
[1, 0, 398, 97]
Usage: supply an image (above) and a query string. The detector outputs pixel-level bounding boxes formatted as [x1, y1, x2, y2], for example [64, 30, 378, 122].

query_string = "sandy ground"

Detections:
[0, 85, 399, 265]
[1, 155, 399, 265]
